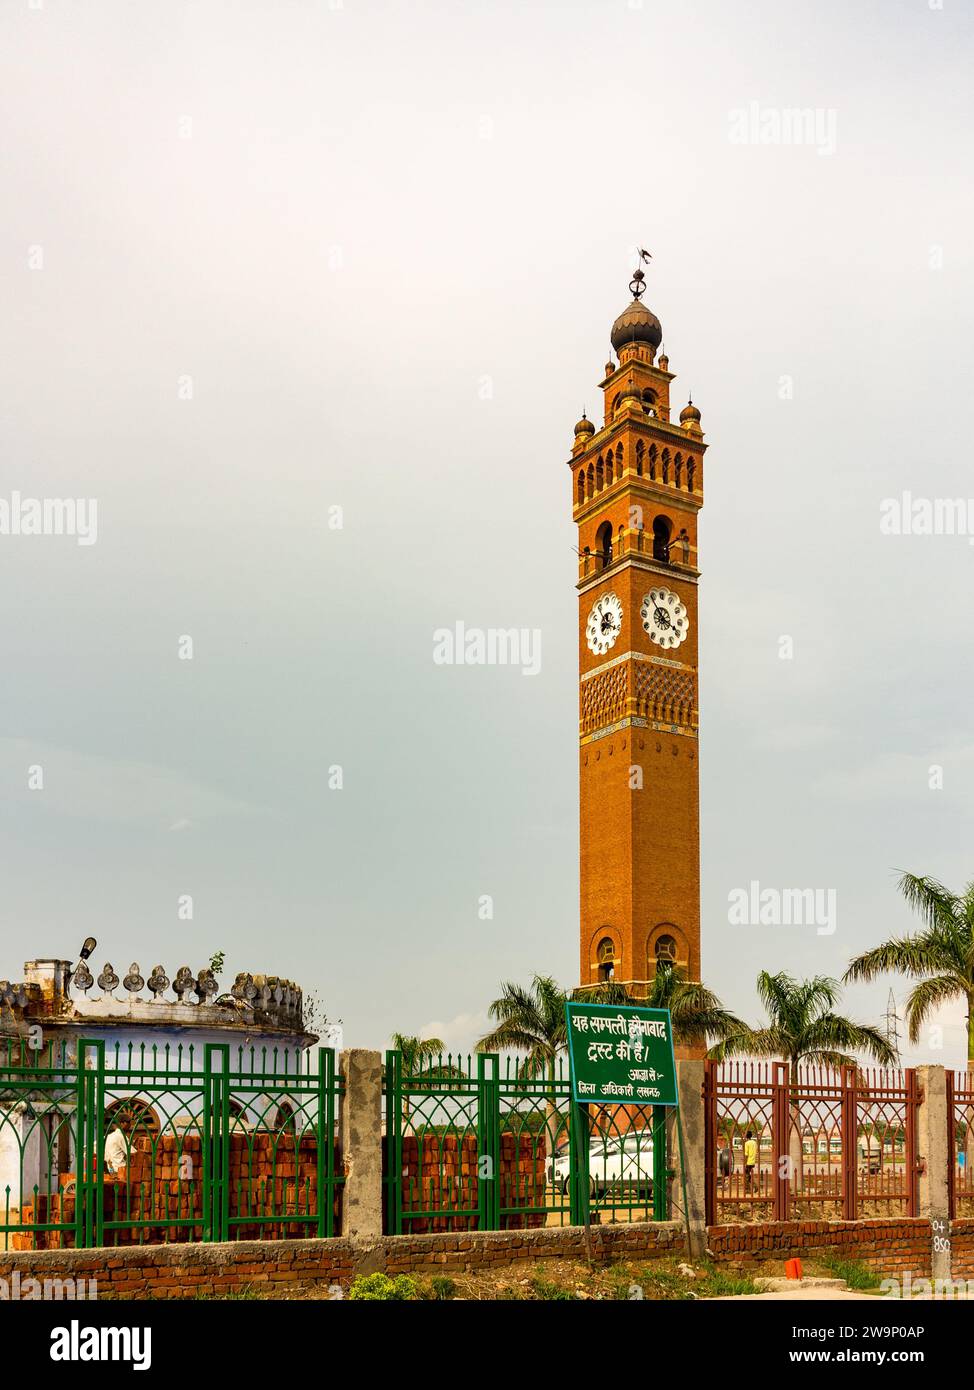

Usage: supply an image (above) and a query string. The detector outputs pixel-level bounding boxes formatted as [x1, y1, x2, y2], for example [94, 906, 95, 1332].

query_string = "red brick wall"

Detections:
[948, 1219, 974, 1278]
[708, 1218, 932, 1276]
[0, 1223, 685, 1299]
[1, 1217, 953, 1300]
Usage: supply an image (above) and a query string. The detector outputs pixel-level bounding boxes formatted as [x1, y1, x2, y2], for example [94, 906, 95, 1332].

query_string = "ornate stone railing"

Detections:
[0, 963, 304, 1031]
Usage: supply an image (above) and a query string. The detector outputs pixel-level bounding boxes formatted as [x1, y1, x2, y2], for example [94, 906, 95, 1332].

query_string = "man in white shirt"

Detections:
[104, 1125, 129, 1174]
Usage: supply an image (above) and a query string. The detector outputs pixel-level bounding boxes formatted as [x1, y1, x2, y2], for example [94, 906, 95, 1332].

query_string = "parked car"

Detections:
[549, 1134, 655, 1198]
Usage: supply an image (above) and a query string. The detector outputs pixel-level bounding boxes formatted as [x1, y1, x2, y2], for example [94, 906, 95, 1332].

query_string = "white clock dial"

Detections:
[586, 592, 623, 656]
[641, 588, 689, 650]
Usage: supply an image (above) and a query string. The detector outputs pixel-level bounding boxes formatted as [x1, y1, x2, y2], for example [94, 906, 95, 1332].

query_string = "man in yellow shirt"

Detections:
[744, 1130, 758, 1192]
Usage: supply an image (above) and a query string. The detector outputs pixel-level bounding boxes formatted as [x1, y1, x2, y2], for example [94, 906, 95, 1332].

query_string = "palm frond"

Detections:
[903, 974, 966, 1045]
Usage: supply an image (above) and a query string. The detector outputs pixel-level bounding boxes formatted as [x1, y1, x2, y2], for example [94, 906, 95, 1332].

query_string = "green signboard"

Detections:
[564, 1002, 678, 1107]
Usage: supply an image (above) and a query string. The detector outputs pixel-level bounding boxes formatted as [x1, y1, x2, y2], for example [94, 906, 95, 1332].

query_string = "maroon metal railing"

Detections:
[704, 1060, 919, 1225]
[948, 1070, 974, 1219]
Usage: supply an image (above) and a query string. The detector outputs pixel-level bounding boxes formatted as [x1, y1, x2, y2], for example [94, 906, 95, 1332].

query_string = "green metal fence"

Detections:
[0, 1037, 342, 1250]
[383, 1050, 673, 1234]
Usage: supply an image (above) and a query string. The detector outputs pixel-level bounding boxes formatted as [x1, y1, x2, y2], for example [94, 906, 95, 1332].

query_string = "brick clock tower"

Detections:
[571, 266, 707, 999]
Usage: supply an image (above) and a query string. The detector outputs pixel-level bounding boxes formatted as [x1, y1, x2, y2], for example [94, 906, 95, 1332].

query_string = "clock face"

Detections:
[641, 587, 689, 650]
[586, 592, 623, 656]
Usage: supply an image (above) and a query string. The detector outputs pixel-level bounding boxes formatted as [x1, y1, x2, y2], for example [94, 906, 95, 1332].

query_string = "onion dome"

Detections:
[610, 299, 663, 355]
[574, 412, 595, 439]
[619, 376, 643, 408]
[680, 398, 703, 434]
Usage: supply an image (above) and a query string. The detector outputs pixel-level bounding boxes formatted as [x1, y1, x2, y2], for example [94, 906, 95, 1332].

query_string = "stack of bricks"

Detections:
[398, 1132, 546, 1233]
[13, 1134, 340, 1248]
[10, 1180, 76, 1250]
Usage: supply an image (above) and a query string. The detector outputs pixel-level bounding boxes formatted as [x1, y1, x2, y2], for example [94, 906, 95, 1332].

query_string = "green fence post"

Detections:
[384, 1050, 403, 1235]
[203, 1044, 230, 1243]
[570, 1102, 590, 1227]
[652, 1105, 668, 1221]
[317, 1048, 336, 1238]
[74, 1045, 87, 1250]
[76, 1040, 105, 1249]
[477, 1053, 501, 1230]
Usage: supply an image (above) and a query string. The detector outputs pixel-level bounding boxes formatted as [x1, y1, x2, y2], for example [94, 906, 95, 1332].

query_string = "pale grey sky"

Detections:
[1, 0, 972, 1065]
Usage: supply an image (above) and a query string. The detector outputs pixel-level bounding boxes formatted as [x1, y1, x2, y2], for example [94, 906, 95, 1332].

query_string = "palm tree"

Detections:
[845, 872, 974, 1167]
[715, 971, 896, 1185]
[476, 975, 568, 1162]
[843, 873, 974, 1067]
[389, 1033, 459, 1130]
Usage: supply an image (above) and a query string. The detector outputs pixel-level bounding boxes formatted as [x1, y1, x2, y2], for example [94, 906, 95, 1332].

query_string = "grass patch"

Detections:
[819, 1254, 882, 1290]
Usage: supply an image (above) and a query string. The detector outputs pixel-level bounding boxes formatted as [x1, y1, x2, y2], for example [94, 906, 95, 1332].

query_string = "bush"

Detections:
[427, 1276, 457, 1301]
[347, 1273, 419, 1302]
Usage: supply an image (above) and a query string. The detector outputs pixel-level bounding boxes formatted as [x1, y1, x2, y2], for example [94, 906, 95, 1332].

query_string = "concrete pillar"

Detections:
[339, 1049, 384, 1241]
[674, 1057, 708, 1259]
[916, 1065, 949, 1282]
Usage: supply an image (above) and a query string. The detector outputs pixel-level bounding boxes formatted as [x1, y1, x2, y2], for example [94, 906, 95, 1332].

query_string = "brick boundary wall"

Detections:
[0, 1223, 685, 1299]
[0, 1217, 952, 1298]
[707, 1218, 932, 1277]
[946, 1219, 974, 1279]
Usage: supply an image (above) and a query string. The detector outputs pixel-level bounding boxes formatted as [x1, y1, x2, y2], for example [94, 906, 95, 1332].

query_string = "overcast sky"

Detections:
[1, 0, 972, 1066]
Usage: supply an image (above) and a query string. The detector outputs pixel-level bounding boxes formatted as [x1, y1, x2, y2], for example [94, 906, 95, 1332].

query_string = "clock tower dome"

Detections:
[572, 266, 707, 998]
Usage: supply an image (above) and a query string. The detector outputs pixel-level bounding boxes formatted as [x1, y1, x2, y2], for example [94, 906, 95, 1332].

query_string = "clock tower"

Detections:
[572, 267, 707, 998]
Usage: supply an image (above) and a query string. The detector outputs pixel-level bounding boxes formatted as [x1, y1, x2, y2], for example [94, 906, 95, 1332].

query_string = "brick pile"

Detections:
[397, 1132, 546, 1233]
[12, 1133, 341, 1249]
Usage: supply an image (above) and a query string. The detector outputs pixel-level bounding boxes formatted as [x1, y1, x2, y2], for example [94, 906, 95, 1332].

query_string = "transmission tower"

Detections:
[884, 989, 902, 1064]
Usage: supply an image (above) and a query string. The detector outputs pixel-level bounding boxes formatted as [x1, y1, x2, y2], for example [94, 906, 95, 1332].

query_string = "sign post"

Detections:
[564, 1001, 687, 1242]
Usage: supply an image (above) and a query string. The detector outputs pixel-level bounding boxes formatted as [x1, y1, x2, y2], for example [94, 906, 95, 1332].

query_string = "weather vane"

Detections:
[630, 247, 652, 300]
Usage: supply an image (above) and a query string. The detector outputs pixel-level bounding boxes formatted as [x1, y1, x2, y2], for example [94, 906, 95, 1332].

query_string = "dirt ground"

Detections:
[215, 1253, 866, 1302]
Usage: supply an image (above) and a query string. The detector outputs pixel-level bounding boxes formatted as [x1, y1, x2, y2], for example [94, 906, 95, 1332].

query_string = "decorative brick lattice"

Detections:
[634, 662, 696, 727]
[580, 664, 628, 732]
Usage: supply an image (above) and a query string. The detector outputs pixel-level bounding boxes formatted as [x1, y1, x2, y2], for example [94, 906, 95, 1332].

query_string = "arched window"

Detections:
[687, 459, 696, 492]
[586, 464, 594, 499]
[661, 449, 670, 485]
[648, 444, 657, 481]
[642, 388, 657, 417]
[577, 470, 585, 506]
[635, 440, 644, 476]
[605, 451, 614, 485]
[652, 516, 671, 563]
[596, 456, 604, 490]
[595, 520, 613, 570]
[674, 453, 682, 489]
[274, 1102, 296, 1134]
[226, 1100, 249, 1133]
[597, 937, 616, 982]
[649, 926, 687, 978]
[654, 936, 678, 970]
[610, 394, 620, 420]
[104, 1099, 160, 1142]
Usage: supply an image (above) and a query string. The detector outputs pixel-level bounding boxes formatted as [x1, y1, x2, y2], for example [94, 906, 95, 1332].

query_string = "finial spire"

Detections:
[630, 247, 652, 300]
